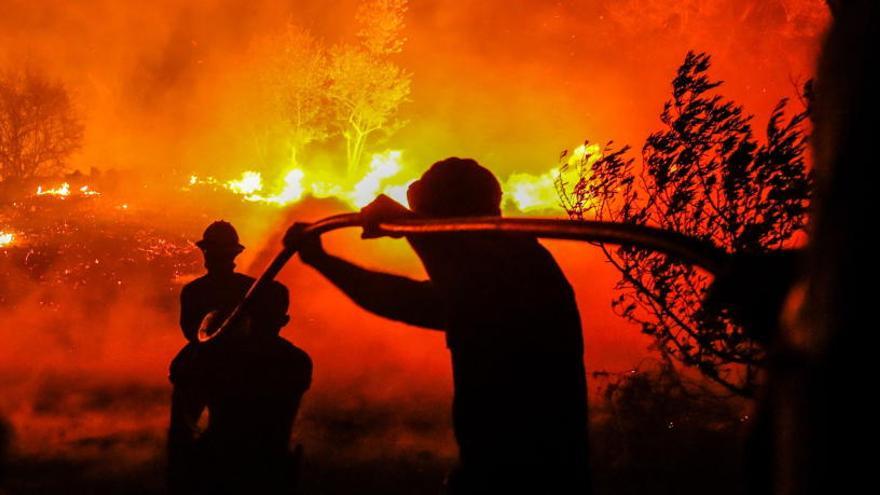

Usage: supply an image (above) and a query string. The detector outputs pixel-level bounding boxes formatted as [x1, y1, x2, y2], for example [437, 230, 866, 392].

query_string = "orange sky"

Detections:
[0, 0, 827, 177]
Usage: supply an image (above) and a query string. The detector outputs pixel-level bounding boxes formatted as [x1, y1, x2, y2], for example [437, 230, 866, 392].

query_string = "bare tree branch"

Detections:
[0, 67, 83, 183]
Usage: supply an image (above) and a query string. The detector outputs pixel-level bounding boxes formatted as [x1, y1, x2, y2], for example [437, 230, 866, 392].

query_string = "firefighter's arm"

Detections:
[310, 253, 445, 330]
[179, 285, 200, 342]
[285, 223, 445, 330]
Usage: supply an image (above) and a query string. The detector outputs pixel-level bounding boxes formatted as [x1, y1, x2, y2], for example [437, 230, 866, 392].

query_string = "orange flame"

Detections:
[35, 183, 101, 198]
[36, 183, 71, 197]
[190, 149, 582, 213]
[503, 143, 603, 213]
[190, 150, 417, 210]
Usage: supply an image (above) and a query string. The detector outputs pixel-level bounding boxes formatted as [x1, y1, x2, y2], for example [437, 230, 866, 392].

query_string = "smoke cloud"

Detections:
[0, 0, 826, 491]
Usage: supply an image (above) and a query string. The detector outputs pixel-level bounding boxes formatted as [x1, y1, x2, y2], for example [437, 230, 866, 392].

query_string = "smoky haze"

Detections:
[0, 0, 826, 492]
[0, 0, 826, 178]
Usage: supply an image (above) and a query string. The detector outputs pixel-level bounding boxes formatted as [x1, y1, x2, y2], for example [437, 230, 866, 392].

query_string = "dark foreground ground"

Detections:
[0, 365, 749, 495]
[1, 192, 750, 494]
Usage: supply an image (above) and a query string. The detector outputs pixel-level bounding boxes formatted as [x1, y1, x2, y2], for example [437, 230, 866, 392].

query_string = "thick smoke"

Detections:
[0, 0, 826, 491]
[0, 0, 826, 178]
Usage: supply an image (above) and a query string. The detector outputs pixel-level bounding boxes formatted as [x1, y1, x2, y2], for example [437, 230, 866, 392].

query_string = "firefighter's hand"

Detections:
[360, 194, 413, 239]
[284, 222, 325, 265]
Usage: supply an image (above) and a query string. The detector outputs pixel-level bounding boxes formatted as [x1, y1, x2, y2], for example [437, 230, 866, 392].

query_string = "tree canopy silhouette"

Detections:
[556, 51, 811, 395]
[0, 68, 83, 183]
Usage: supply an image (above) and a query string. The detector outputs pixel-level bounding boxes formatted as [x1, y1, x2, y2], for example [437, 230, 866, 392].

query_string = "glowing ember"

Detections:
[0, 230, 14, 247]
[79, 185, 100, 196]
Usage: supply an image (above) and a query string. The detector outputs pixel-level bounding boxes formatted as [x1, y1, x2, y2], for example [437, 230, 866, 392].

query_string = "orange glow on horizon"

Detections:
[0, 0, 830, 476]
[0, 0, 830, 377]
[190, 149, 578, 212]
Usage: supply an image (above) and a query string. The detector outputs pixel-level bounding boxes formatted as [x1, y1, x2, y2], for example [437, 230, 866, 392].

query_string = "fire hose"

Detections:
[198, 213, 728, 343]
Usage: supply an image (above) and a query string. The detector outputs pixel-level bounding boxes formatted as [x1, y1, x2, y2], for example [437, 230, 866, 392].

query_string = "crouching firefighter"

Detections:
[167, 221, 313, 495]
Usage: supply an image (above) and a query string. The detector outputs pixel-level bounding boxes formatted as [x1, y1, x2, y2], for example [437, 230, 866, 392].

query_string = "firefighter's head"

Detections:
[196, 220, 244, 273]
[407, 157, 503, 217]
[249, 282, 291, 336]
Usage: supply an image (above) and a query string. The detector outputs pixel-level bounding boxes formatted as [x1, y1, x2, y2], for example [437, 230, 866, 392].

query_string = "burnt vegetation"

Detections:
[557, 51, 811, 395]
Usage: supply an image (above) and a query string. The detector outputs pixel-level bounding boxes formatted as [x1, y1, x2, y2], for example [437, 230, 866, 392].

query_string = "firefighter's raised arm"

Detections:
[284, 221, 445, 330]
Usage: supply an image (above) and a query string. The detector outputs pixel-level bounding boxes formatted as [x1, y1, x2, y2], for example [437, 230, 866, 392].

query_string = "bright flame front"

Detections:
[191, 150, 417, 210]
[188, 147, 603, 214]
[35, 183, 101, 199]
[36, 183, 71, 197]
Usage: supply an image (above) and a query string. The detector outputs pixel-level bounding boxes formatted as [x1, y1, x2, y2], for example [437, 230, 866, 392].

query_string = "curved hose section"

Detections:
[198, 213, 727, 343]
[378, 217, 726, 273]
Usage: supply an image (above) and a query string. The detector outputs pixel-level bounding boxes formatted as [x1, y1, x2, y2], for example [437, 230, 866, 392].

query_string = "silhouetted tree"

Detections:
[0, 68, 83, 183]
[556, 52, 811, 395]
[328, 0, 411, 176]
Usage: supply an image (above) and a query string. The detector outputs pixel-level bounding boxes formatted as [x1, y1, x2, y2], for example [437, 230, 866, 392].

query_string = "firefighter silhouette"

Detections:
[285, 158, 590, 493]
[168, 221, 312, 494]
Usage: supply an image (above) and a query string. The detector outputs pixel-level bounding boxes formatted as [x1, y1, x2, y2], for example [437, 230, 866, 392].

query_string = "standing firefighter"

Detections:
[168, 221, 312, 495]
[286, 158, 590, 493]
